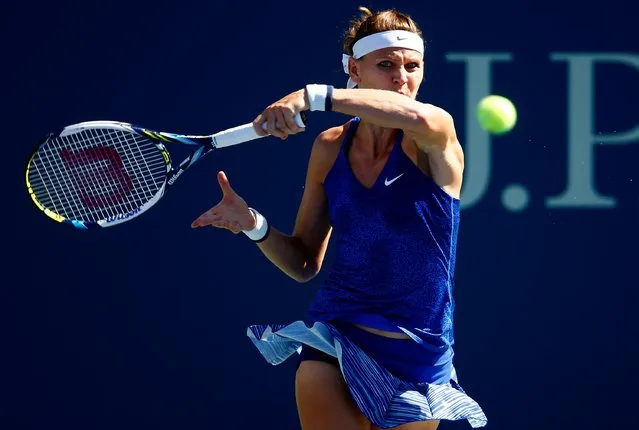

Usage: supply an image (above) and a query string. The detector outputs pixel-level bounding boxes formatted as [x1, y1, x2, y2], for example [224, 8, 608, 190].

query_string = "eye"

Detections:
[378, 60, 393, 68]
[406, 62, 420, 70]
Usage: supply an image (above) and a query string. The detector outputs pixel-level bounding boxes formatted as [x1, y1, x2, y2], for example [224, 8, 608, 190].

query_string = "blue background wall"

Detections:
[4, 0, 638, 429]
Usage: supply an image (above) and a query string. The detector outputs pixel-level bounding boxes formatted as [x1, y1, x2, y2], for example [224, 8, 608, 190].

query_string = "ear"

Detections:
[348, 57, 362, 87]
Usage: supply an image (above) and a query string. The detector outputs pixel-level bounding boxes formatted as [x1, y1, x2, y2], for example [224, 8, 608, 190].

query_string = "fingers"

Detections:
[264, 108, 307, 140]
[252, 114, 269, 137]
[282, 110, 305, 134]
[264, 110, 286, 139]
[273, 109, 297, 138]
[191, 209, 221, 228]
[256, 104, 305, 140]
[217, 171, 235, 196]
[191, 211, 242, 233]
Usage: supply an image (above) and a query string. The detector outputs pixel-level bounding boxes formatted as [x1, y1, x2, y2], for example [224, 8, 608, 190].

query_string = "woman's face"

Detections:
[350, 47, 424, 99]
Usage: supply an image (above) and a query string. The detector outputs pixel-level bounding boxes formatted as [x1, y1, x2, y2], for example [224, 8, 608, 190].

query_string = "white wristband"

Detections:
[305, 84, 329, 111]
[243, 208, 270, 242]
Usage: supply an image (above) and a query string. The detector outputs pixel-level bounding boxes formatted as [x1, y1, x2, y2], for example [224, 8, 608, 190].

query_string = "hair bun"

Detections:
[358, 6, 373, 17]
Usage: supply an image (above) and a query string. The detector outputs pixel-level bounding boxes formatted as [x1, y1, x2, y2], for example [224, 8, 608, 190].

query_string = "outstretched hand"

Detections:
[191, 171, 256, 234]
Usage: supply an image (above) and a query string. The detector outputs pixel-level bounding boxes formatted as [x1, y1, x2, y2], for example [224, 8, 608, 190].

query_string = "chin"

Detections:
[397, 91, 415, 98]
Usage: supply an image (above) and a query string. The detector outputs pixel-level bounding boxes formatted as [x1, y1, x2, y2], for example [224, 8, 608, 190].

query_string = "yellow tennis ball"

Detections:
[476, 95, 517, 135]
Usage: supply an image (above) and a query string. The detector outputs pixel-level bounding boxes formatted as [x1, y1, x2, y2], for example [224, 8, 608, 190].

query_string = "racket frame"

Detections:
[25, 117, 293, 229]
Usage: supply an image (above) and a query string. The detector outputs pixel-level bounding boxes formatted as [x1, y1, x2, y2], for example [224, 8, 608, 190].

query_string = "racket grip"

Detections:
[213, 112, 307, 148]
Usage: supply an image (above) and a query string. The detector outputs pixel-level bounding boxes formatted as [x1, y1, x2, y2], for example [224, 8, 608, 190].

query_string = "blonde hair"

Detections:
[343, 6, 424, 56]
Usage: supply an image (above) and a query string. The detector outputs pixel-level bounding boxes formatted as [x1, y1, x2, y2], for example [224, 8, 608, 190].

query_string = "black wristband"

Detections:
[326, 85, 334, 112]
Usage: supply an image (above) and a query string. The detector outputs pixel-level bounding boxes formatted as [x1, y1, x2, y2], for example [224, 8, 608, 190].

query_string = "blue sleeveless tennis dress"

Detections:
[247, 117, 487, 428]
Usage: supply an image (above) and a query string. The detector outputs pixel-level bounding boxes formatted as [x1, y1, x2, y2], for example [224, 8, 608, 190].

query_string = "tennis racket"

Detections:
[25, 112, 307, 229]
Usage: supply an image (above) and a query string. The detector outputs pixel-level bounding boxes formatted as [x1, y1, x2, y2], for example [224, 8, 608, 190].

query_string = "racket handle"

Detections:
[213, 112, 307, 148]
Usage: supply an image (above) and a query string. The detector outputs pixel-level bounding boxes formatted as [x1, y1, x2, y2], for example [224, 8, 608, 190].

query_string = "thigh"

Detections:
[373, 420, 439, 430]
[296, 360, 370, 430]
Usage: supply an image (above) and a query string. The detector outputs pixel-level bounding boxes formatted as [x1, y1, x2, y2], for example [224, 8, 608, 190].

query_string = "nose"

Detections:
[392, 67, 408, 86]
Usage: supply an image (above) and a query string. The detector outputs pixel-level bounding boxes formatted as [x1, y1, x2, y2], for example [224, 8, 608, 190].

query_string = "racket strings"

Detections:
[28, 128, 167, 223]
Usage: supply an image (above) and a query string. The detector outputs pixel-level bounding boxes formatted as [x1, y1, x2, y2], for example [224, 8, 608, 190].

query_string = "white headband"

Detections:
[342, 30, 424, 88]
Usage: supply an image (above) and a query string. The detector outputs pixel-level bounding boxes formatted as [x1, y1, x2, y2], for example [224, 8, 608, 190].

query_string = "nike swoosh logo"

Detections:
[384, 173, 404, 186]
[397, 36, 408, 40]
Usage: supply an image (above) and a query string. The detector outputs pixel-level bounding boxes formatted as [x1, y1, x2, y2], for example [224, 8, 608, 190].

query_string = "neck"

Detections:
[355, 120, 398, 159]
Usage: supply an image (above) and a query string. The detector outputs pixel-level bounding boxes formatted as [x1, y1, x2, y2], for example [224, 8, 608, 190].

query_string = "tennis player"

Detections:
[192, 6, 487, 430]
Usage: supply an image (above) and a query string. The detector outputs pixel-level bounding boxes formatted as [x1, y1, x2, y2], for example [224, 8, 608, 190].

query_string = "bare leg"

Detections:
[296, 360, 370, 430]
[373, 420, 440, 430]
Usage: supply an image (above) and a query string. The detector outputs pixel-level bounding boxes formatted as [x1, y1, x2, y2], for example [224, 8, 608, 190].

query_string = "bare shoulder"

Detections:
[411, 103, 463, 158]
[429, 104, 464, 166]
[312, 124, 347, 157]
[406, 103, 465, 196]
[422, 103, 456, 137]
[306, 121, 351, 182]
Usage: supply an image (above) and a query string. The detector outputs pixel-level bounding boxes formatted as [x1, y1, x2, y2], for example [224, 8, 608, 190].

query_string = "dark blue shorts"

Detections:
[297, 320, 453, 384]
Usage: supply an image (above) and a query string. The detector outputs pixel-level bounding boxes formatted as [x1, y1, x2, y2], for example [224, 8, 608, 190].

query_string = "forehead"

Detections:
[367, 47, 423, 61]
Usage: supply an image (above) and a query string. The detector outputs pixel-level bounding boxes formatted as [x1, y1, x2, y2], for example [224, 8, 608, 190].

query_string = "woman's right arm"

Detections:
[254, 129, 340, 283]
